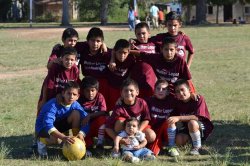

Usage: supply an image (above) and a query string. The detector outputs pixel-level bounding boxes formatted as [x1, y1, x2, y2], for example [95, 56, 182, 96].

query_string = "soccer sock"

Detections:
[189, 131, 201, 149]
[97, 124, 105, 145]
[72, 128, 80, 136]
[167, 127, 176, 147]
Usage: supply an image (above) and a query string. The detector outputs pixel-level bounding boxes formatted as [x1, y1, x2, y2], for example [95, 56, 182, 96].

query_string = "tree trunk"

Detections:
[100, 0, 109, 25]
[196, 0, 207, 24]
[186, 2, 191, 24]
[216, 5, 219, 24]
[61, 0, 70, 26]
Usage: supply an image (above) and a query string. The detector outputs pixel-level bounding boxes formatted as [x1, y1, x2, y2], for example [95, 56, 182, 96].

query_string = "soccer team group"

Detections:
[34, 11, 214, 162]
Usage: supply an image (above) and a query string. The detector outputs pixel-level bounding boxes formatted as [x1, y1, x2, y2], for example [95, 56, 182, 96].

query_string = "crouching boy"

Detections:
[35, 81, 89, 157]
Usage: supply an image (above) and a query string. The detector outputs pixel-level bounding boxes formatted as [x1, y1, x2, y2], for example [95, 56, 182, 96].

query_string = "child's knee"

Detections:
[68, 110, 81, 123]
[187, 120, 199, 131]
[176, 134, 189, 146]
[114, 119, 125, 133]
[144, 129, 156, 143]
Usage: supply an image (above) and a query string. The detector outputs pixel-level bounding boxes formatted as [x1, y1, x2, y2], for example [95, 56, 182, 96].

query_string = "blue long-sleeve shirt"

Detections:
[35, 98, 89, 135]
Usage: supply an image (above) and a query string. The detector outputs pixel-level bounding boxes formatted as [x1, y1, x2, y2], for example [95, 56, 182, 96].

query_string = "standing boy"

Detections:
[105, 79, 156, 145]
[35, 81, 89, 157]
[78, 76, 108, 150]
[167, 79, 214, 155]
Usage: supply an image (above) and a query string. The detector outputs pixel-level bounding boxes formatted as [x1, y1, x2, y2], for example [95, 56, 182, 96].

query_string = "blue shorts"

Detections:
[122, 148, 153, 158]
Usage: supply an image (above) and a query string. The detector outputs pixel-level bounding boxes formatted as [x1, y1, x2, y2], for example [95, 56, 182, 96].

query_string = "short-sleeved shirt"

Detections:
[107, 54, 136, 87]
[133, 39, 157, 54]
[106, 98, 151, 129]
[78, 92, 107, 113]
[46, 63, 80, 100]
[173, 95, 214, 139]
[76, 41, 111, 79]
[35, 98, 89, 134]
[151, 32, 194, 61]
[118, 131, 145, 151]
[146, 96, 175, 128]
[150, 5, 159, 17]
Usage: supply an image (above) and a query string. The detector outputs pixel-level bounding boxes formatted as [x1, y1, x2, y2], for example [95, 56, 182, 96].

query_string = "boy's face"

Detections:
[115, 48, 129, 62]
[166, 20, 181, 36]
[62, 54, 76, 69]
[175, 84, 191, 102]
[88, 37, 103, 52]
[155, 82, 168, 100]
[121, 85, 139, 105]
[135, 27, 150, 43]
[83, 87, 98, 101]
[63, 37, 78, 47]
[162, 43, 177, 61]
[125, 120, 139, 136]
[62, 88, 80, 105]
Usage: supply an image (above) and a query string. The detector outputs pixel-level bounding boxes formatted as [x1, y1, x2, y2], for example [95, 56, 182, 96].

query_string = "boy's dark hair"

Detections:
[61, 47, 77, 57]
[165, 11, 182, 22]
[135, 22, 150, 32]
[125, 117, 140, 127]
[121, 78, 139, 91]
[81, 76, 99, 90]
[114, 39, 130, 51]
[62, 28, 79, 41]
[86, 27, 104, 41]
[162, 37, 177, 47]
[174, 79, 190, 90]
[64, 81, 80, 92]
[155, 78, 168, 88]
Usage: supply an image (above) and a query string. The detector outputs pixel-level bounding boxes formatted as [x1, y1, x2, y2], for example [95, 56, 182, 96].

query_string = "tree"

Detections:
[100, 0, 110, 25]
[196, 0, 207, 24]
[61, 0, 70, 26]
[180, 0, 196, 24]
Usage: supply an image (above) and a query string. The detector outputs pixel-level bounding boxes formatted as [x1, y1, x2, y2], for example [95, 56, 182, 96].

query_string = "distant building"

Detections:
[183, 1, 250, 23]
[33, 0, 78, 21]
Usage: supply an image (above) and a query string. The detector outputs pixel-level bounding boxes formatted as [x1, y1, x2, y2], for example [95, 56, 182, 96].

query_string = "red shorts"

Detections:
[147, 121, 168, 155]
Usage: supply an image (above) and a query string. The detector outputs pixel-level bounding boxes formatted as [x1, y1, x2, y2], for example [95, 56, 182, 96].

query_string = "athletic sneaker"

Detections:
[143, 154, 156, 160]
[37, 140, 48, 157]
[189, 148, 200, 155]
[131, 156, 140, 163]
[85, 150, 93, 157]
[168, 147, 179, 157]
[111, 151, 121, 158]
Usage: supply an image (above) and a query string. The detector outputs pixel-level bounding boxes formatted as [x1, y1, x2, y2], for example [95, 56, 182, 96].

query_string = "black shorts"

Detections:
[37, 117, 72, 138]
[176, 121, 206, 140]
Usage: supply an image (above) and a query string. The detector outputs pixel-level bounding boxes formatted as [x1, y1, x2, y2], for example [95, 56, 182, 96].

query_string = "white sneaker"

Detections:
[85, 150, 92, 157]
[189, 148, 200, 155]
[144, 154, 156, 160]
[37, 140, 48, 157]
[111, 152, 121, 158]
[131, 156, 140, 163]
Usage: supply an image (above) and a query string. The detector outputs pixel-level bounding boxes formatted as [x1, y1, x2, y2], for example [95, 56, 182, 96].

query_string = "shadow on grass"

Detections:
[0, 120, 249, 164]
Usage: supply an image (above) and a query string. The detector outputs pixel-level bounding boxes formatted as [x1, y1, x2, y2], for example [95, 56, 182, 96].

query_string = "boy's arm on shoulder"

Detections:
[139, 120, 149, 131]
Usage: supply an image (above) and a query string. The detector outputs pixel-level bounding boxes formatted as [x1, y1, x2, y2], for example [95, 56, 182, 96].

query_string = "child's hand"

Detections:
[167, 116, 180, 125]
[53, 58, 62, 65]
[108, 62, 116, 71]
[191, 93, 200, 101]
[133, 145, 141, 150]
[62, 136, 75, 144]
[120, 137, 131, 145]
[113, 146, 119, 153]
[115, 97, 122, 106]
[129, 38, 139, 50]
[76, 134, 85, 143]
[100, 43, 108, 53]
[82, 115, 91, 126]
[179, 31, 186, 35]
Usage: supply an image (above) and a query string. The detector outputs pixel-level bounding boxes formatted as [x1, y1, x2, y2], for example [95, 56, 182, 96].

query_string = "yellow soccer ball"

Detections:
[62, 137, 86, 161]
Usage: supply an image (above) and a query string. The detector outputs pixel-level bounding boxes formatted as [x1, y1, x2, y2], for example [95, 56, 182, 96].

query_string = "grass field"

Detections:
[0, 24, 249, 166]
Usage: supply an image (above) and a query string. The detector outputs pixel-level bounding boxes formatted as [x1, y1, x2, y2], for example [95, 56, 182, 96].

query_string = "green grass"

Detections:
[0, 24, 250, 165]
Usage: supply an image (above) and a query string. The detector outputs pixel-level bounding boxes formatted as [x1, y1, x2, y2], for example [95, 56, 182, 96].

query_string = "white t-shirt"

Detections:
[118, 131, 145, 151]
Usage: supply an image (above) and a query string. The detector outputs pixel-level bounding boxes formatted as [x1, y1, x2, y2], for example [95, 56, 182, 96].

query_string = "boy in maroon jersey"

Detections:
[130, 37, 195, 96]
[167, 79, 214, 155]
[129, 22, 157, 99]
[78, 76, 108, 151]
[76, 27, 110, 106]
[47, 28, 79, 69]
[151, 11, 195, 68]
[37, 47, 80, 114]
[107, 39, 137, 110]
[105, 79, 156, 146]
[146, 79, 175, 156]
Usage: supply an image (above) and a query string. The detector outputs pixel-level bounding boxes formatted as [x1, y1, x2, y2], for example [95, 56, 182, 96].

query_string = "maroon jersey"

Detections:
[48, 44, 81, 66]
[107, 54, 136, 87]
[146, 96, 175, 128]
[78, 92, 107, 113]
[151, 32, 194, 61]
[76, 41, 111, 79]
[106, 98, 151, 128]
[173, 95, 214, 139]
[133, 38, 157, 53]
[46, 63, 80, 100]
